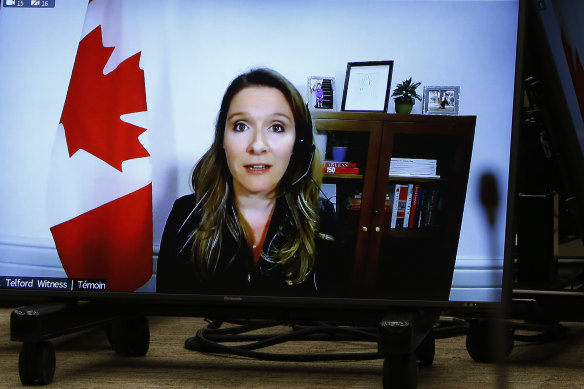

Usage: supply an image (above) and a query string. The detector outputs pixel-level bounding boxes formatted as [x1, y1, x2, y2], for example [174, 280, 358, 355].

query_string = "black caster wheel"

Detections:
[109, 316, 150, 357]
[466, 319, 514, 363]
[416, 332, 435, 367]
[382, 353, 418, 389]
[18, 341, 56, 386]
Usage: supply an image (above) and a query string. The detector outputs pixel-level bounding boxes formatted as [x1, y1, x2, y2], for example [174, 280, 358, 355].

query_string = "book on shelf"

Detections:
[324, 165, 359, 174]
[383, 193, 392, 228]
[389, 172, 441, 179]
[390, 158, 437, 168]
[389, 157, 439, 178]
[408, 184, 421, 228]
[402, 184, 414, 228]
[413, 186, 429, 228]
[425, 188, 441, 228]
[323, 161, 358, 168]
[390, 184, 409, 229]
[349, 193, 362, 210]
[418, 188, 440, 228]
[388, 183, 441, 229]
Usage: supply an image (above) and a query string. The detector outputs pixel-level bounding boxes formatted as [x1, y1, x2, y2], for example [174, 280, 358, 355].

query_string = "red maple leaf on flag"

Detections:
[60, 25, 148, 172]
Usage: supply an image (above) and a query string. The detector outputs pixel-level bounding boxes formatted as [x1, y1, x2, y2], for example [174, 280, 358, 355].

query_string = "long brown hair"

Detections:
[189, 68, 322, 285]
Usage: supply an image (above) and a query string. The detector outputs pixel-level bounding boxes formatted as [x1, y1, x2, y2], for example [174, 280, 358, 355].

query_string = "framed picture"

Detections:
[341, 61, 394, 112]
[422, 86, 460, 115]
[307, 76, 336, 110]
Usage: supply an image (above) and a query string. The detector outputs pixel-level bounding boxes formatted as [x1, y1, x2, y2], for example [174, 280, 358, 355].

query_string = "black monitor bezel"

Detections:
[0, 1, 525, 319]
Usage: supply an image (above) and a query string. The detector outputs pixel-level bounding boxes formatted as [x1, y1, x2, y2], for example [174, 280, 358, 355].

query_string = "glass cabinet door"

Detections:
[312, 113, 474, 300]
[313, 115, 382, 297]
[361, 119, 475, 300]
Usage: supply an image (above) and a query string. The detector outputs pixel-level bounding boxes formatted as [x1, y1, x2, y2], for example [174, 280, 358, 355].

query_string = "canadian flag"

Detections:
[47, 0, 153, 292]
[559, 20, 584, 123]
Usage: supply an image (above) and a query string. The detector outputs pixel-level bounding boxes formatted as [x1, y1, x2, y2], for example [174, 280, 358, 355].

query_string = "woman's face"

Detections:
[223, 86, 296, 198]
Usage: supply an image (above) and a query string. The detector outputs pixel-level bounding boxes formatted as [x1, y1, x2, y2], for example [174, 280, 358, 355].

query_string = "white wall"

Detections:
[0, 0, 519, 300]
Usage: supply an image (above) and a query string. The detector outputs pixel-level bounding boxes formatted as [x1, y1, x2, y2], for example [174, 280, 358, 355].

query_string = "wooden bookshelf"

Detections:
[313, 111, 475, 300]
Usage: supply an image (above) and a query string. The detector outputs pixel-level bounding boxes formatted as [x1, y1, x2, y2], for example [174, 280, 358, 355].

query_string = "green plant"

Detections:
[391, 78, 422, 106]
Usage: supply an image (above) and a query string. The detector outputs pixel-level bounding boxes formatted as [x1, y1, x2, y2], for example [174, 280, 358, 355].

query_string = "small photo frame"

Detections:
[341, 61, 394, 112]
[307, 76, 336, 110]
[422, 86, 460, 115]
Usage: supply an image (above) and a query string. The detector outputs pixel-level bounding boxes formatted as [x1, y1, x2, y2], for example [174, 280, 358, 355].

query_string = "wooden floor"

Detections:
[2, 307, 584, 388]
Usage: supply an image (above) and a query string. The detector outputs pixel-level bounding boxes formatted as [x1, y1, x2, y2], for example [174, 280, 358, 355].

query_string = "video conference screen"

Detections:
[0, 0, 520, 304]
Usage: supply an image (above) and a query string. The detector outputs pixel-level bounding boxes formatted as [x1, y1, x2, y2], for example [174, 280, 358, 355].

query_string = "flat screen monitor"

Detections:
[527, 0, 584, 242]
[0, 0, 522, 318]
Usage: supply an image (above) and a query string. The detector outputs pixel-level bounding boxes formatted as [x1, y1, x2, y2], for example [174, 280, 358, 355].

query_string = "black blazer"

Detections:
[156, 194, 341, 296]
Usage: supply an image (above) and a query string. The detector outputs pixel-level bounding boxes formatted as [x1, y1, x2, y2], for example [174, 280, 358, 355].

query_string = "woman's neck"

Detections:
[235, 193, 276, 248]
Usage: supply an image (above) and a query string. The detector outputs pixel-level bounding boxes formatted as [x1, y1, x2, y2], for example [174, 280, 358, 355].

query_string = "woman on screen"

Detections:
[156, 68, 338, 296]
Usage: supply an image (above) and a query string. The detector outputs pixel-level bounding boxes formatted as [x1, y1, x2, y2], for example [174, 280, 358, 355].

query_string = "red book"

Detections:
[408, 184, 420, 228]
[323, 166, 359, 174]
[323, 161, 358, 168]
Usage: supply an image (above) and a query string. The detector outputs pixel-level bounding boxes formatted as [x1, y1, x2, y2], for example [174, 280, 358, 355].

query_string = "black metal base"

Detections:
[378, 310, 438, 389]
[186, 310, 438, 389]
[9, 302, 437, 388]
[10, 301, 149, 386]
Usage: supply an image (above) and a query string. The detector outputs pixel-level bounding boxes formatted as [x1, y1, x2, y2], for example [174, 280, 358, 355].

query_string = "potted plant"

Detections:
[391, 77, 422, 114]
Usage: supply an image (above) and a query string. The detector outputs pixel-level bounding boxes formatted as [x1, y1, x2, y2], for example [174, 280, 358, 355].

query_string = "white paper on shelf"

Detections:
[388, 173, 441, 179]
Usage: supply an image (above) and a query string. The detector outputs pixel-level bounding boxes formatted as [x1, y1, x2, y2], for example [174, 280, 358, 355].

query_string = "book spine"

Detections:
[323, 166, 360, 174]
[427, 189, 439, 227]
[390, 184, 403, 229]
[402, 184, 414, 228]
[323, 161, 357, 168]
[391, 184, 409, 229]
[415, 187, 426, 228]
[422, 189, 437, 228]
[349, 194, 362, 210]
[383, 188, 393, 228]
[433, 191, 443, 227]
[408, 184, 420, 229]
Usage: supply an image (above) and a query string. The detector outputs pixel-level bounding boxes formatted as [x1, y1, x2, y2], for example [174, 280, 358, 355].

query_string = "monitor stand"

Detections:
[182, 310, 437, 388]
[10, 300, 149, 385]
[10, 301, 437, 389]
